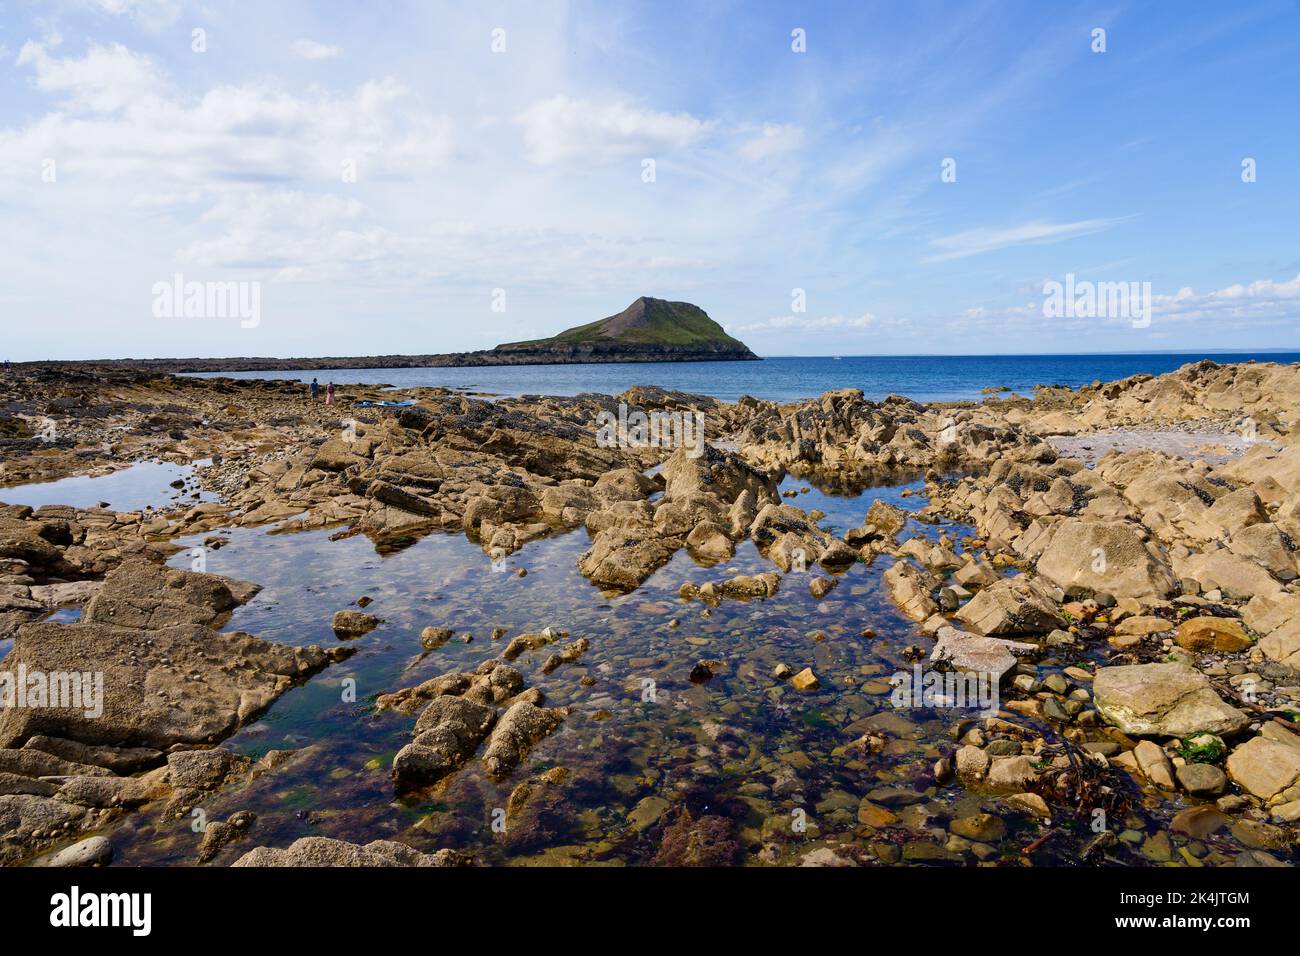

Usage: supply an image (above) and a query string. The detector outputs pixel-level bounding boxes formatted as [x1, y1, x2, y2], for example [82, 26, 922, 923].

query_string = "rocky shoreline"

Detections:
[2, 358, 1299, 867]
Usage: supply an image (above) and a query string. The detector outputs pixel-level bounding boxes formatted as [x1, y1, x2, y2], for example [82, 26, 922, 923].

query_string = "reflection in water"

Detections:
[0, 460, 215, 512]
[102, 474, 1168, 866]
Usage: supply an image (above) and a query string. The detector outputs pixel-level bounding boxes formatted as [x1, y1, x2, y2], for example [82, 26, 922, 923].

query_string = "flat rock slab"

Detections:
[0, 622, 344, 750]
[82, 556, 261, 630]
[1226, 736, 1300, 800]
[1093, 662, 1248, 738]
[930, 626, 1036, 682]
[1049, 430, 1273, 467]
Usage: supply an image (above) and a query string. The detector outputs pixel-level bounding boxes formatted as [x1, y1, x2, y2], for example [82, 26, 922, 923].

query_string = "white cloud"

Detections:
[515, 95, 711, 164]
[1152, 272, 1300, 324]
[926, 217, 1130, 262]
[291, 39, 342, 61]
[84, 0, 181, 30]
[727, 313, 886, 334]
[738, 123, 805, 162]
[2, 44, 452, 184]
[17, 39, 164, 113]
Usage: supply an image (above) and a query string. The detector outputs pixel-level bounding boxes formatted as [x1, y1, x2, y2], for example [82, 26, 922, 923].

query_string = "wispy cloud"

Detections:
[515, 95, 712, 165]
[925, 217, 1132, 263]
[737, 123, 805, 162]
[290, 39, 342, 60]
[727, 313, 892, 334]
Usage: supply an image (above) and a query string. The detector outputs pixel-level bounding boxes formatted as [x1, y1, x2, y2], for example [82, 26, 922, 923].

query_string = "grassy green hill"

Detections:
[494, 297, 756, 358]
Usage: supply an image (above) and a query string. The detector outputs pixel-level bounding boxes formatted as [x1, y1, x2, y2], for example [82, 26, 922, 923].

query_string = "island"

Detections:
[59, 297, 760, 373]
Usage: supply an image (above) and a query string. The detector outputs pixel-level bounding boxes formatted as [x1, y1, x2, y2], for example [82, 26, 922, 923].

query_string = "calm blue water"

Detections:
[186, 352, 1300, 404]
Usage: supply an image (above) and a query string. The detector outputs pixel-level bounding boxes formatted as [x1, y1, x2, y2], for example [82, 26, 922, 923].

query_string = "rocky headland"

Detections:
[20, 297, 759, 374]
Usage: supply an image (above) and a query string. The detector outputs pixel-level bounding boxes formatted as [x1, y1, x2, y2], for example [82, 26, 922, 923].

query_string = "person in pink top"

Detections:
[326, 381, 335, 405]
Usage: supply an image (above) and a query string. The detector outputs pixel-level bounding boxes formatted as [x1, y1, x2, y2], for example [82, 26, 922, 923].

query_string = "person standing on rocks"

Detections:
[310, 377, 319, 401]
[326, 381, 335, 405]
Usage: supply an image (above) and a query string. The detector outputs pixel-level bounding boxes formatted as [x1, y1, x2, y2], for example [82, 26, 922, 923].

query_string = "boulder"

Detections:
[1093, 663, 1249, 738]
[685, 521, 734, 563]
[1175, 616, 1253, 653]
[579, 528, 681, 591]
[392, 695, 497, 790]
[1035, 519, 1176, 600]
[929, 626, 1036, 683]
[331, 610, 381, 638]
[481, 701, 565, 779]
[1226, 737, 1300, 800]
[955, 575, 1065, 636]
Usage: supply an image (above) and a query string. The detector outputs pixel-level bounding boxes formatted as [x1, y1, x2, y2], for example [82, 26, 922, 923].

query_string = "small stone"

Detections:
[857, 800, 898, 828]
[39, 836, 113, 868]
[1004, 791, 1051, 820]
[1171, 805, 1228, 840]
[1175, 762, 1227, 797]
[627, 796, 670, 832]
[790, 668, 820, 691]
[1134, 740, 1177, 790]
[332, 610, 381, 639]
[1176, 616, 1253, 653]
[949, 812, 1005, 842]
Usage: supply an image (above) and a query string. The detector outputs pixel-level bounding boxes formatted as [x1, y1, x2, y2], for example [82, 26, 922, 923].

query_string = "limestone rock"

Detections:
[1093, 663, 1248, 738]
[1035, 519, 1176, 600]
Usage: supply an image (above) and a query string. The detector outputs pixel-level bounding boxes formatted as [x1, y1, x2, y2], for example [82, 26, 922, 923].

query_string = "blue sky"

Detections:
[1, 0, 1298, 359]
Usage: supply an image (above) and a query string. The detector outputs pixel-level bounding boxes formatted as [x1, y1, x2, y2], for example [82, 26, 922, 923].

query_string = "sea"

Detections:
[185, 351, 1300, 404]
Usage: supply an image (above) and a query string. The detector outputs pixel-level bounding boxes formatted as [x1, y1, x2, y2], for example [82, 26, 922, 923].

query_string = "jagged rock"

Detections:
[392, 695, 497, 789]
[331, 609, 381, 638]
[481, 701, 565, 779]
[196, 809, 256, 864]
[1035, 519, 1176, 600]
[375, 659, 524, 715]
[21, 736, 162, 774]
[930, 626, 1036, 682]
[884, 560, 938, 622]
[233, 836, 468, 867]
[540, 638, 589, 674]
[865, 500, 908, 540]
[954, 575, 1064, 635]
[82, 556, 260, 630]
[685, 521, 734, 562]
[579, 527, 680, 591]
